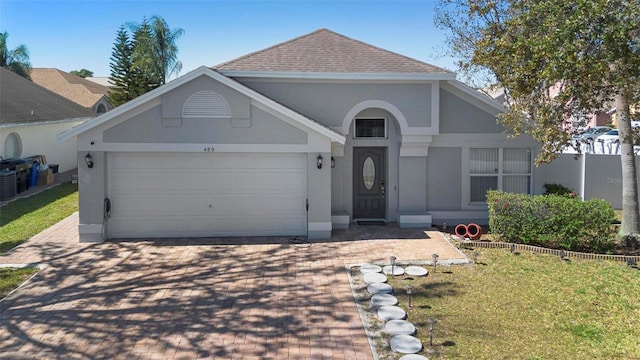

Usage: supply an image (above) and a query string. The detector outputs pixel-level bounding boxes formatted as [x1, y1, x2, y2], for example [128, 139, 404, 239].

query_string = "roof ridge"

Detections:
[214, 28, 454, 75]
[214, 28, 328, 69]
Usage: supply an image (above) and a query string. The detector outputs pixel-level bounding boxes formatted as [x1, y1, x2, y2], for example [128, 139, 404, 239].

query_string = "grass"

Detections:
[0, 183, 78, 254]
[0, 267, 39, 299]
[387, 249, 640, 360]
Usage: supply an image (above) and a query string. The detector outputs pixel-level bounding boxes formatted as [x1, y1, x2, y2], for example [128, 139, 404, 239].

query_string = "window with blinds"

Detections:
[470, 148, 531, 202]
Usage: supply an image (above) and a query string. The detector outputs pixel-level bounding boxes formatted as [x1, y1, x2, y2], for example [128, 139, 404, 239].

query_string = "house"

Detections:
[59, 29, 539, 243]
[484, 84, 614, 129]
[1, 67, 94, 172]
[85, 77, 113, 88]
[31, 68, 113, 114]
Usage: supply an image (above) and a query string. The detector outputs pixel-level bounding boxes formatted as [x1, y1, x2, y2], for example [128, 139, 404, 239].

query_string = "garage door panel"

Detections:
[108, 152, 307, 238]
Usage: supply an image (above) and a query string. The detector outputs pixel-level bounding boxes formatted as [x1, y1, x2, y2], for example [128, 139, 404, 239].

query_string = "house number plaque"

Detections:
[203, 147, 215, 152]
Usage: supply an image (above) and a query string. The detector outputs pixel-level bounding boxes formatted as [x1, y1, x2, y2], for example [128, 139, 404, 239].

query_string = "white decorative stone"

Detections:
[385, 320, 416, 335]
[363, 272, 387, 284]
[360, 263, 382, 274]
[377, 305, 406, 321]
[399, 355, 429, 360]
[367, 282, 393, 294]
[390, 335, 423, 354]
[382, 265, 405, 276]
[371, 294, 398, 306]
[405, 266, 428, 277]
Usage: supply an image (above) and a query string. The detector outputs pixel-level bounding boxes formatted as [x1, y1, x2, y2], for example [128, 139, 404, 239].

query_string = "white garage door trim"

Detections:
[107, 152, 307, 238]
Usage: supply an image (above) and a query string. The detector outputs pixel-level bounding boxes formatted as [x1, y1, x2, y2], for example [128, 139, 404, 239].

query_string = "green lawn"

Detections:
[0, 267, 39, 299]
[0, 183, 78, 254]
[387, 249, 640, 359]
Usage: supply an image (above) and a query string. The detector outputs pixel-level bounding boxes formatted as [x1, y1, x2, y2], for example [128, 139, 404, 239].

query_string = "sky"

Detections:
[1, 0, 457, 78]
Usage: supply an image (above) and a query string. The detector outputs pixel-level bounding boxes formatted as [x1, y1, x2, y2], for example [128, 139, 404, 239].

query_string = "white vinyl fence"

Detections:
[536, 153, 640, 209]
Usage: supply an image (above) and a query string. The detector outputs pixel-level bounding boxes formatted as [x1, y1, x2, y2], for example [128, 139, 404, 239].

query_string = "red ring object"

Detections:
[454, 224, 468, 237]
[466, 223, 482, 240]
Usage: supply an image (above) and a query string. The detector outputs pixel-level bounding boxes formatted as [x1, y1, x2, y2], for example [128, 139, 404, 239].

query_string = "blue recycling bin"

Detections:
[29, 161, 39, 188]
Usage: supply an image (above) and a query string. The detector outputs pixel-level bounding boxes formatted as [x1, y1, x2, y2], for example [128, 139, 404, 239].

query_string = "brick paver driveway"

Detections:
[1, 213, 466, 359]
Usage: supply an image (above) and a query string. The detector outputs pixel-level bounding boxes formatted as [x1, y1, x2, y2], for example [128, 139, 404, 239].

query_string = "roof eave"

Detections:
[217, 70, 457, 81]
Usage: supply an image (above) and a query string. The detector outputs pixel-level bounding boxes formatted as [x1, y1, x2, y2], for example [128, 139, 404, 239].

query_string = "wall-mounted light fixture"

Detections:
[316, 154, 323, 169]
[331, 157, 335, 168]
[85, 152, 94, 169]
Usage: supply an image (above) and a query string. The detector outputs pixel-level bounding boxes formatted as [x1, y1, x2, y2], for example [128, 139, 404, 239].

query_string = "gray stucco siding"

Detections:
[399, 157, 427, 212]
[103, 104, 307, 144]
[240, 81, 432, 129]
[439, 89, 503, 133]
[426, 147, 462, 211]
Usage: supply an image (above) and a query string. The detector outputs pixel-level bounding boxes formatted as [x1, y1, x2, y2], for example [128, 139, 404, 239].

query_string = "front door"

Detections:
[353, 147, 386, 219]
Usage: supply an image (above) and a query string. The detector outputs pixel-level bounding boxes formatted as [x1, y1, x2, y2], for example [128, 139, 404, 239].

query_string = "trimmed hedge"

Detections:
[487, 190, 616, 252]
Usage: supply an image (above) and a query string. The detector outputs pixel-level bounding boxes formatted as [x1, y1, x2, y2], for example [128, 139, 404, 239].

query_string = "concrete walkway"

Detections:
[0, 213, 466, 359]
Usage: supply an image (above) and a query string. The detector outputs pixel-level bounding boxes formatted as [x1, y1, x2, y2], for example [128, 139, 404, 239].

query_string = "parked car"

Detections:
[574, 126, 613, 144]
[597, 129, 619, 145]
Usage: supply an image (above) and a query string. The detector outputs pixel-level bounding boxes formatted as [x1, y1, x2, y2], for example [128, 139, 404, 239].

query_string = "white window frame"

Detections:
[353, 117, 387, 139]
[463, 147, 533, 208]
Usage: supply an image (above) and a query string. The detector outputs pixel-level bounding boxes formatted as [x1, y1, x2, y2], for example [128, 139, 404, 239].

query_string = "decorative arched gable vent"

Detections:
[182, 90, 231, 118]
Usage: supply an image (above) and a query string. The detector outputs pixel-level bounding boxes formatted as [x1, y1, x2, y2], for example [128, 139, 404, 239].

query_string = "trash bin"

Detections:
[0, 170, 16, 201]
[29, 161, 40, 188]
[14, 161, 30, 193]
[49, 164, 59, 174]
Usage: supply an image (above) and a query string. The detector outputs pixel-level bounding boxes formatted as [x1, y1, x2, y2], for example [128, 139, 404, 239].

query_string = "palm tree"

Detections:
[0, 32, 32, 79]
[149, 16, 184, 85]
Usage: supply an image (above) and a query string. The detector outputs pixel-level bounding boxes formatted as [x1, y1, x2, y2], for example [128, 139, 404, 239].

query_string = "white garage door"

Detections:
[107, 152, 307, 238]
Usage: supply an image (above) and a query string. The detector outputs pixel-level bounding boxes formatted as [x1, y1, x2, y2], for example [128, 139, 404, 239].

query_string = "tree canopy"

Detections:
[108, 16, 183, 106]
[0, 32, 32, 79]
[436, 0, 640, 234]
[70, 69, 93, 78]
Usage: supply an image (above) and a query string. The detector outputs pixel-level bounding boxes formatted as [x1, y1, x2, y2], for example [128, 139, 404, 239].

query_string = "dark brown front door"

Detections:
[353, 147, 386, 219]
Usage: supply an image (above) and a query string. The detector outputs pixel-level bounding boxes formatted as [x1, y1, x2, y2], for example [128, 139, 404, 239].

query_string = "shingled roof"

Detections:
[31, 68, 110, 109]
[0, 67, 94, 125]
[215, 28, 453, 75]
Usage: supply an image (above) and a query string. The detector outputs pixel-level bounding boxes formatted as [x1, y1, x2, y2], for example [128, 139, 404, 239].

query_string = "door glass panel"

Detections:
[363, 157, 375, 190]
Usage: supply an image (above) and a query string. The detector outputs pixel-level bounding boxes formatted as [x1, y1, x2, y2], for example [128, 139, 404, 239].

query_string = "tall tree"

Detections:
[130, 17, 157, 92]
[108, 26, 135, 106]
[130, 16, 184, 86]
[0, 32, 32, 79]
[70, 69, 93, 78]
[435, 0, 640, 235]
[149, 16, 184, 85]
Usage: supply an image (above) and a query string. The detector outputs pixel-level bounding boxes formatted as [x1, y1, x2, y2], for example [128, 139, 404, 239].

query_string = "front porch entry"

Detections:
[353, 147, 386, 219]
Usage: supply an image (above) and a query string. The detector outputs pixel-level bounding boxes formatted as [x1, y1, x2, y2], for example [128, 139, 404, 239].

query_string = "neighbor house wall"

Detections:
[1, 119, 86, 172]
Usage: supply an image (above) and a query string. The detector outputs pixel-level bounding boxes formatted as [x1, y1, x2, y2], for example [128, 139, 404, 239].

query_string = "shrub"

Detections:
[487, 190, 615, 252]
[543, 183, 578, 198]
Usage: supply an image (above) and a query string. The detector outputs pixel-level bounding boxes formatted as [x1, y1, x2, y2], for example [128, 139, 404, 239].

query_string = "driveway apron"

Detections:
[1, 213, 466, 359]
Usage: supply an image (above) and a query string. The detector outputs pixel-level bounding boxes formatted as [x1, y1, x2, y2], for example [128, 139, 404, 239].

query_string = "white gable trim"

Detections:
[3, 117, 92, 129]
[58, 66, 345, 145]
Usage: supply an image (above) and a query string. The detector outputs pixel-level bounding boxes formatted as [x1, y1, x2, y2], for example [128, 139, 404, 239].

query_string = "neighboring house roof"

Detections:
[85, 77, 113, 87]
[215, 28, 455, 79]
[59, 66, 346, 144]
[0, 67, 94, 125]
[31, 68, 111, 109]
